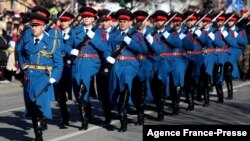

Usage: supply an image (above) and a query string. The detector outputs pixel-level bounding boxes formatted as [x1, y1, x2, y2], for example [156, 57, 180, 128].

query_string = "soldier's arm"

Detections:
[222, 30, 238, 48]
[236, 29, 248, 46]
[51, 38, 63, 82]
[162, 31, 182, 49]
[15, 36, 26, 70]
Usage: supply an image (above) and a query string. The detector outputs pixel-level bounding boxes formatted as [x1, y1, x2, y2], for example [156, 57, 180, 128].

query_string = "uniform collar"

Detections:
[84, 25, 93, 32]
[230, 26, 236, 31]
[139, 27, 146, 35]
[34, 33, 44, 43]
[63, 27, 70, 34]
[158, 28, 165, 33]
[106, 26, 112, 33]
[121, 29, 129, 35]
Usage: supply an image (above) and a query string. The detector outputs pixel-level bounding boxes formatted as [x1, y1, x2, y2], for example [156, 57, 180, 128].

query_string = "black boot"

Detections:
[216, 85, 224, 103]
[78, 103, 88, 130]
[203, 89, 209, 107]
[156, 82, 165, 121]
[226, 81, 233, 100]
[86, 102, 92, 123]
[203, 75, 210, 107]
[172, 102, 179, 116]
[224, 62, 233, 100]
[118, 87, 129, 132]
[32, 113, 44, 141]
[171, 86, 179, 116]
[103, 95, 112, 124]
[136, 81, 146, 125]
[58, 100, 69, 127]
[186, 87, 194, 111]
[32, 118, 43, 141]
[119, 114, 127, 132]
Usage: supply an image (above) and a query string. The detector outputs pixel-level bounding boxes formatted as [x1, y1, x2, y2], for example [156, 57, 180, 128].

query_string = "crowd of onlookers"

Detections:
[0, 10, 24, 83]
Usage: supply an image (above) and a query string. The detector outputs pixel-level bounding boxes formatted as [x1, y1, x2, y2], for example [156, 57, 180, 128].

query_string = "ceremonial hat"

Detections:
[32, 5, 50, 18]
[29, 13, 49, 26]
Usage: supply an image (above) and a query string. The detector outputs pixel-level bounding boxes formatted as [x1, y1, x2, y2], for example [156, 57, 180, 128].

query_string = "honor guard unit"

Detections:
[15, 4, 249, 139]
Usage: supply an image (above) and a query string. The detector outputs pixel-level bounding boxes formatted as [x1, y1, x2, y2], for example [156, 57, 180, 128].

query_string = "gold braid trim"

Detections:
[39, 30, 58, 58]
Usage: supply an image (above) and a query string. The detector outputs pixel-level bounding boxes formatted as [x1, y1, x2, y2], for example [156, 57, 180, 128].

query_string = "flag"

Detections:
[226, 0, 244, 13]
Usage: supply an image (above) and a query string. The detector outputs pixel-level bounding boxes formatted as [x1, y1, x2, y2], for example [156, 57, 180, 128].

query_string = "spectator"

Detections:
[0, 21, 11, 83]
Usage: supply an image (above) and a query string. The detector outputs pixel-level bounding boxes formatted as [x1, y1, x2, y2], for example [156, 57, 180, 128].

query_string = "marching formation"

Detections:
[14, 5, 249, 141]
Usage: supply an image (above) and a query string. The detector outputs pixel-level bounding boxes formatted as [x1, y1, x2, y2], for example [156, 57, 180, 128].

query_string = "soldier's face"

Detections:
[216, 20, 224, 27]
[118, 20, 130, 31]
[60, 20, 70, 30]
[136, 20, 148, 31]
[31, 24, 44, 37]
[203, 21, 211, 29]
[154, 20, 165, 29]
[228, 21, 235, 27]
[198, 21, 203, 27]
[83, 17, 95, 26]
[101, 20, 112, 30]
[186, 20, 196, 28]
[172, 21, 181, 29]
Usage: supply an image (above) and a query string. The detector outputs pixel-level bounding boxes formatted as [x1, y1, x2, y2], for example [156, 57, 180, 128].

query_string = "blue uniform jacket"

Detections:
[16, 32, 63, 119]
[69, 25, 111, 102]
[109, 28, 142, 106]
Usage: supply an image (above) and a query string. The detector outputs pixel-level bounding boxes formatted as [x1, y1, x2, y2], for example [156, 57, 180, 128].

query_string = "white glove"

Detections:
[222, 30, 228, 38]
[70, 49, 79, 56]
[49, 78, 56, 84]
[194, 30, 202, 37]
[179, 33, 186, 40]
[163, 31, 170, 39]
[22, 63, 28, 70]
[106, 56, 116, 64]
[9, 40, 16, 48]
[146, 34, 153, 45]
[123, 36, 132, 45]
[64, 34, 70, 40]
[234, 31, 238, 38]
[208, 32, 215, 40]
[16, 68, 21, 74]
[87, 30, 95, 39]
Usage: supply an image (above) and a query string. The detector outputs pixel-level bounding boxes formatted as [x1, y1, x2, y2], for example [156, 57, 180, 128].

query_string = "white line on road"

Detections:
[0, 107, 24, 114]
[210, 81, 250, 95]
[47, 110, 150, 141]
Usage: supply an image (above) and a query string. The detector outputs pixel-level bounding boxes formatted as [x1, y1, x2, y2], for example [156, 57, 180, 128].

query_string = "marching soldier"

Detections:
[108, 9, 144, 132]
[167, 12, 189, 113]
[192, 12, 215, 107]
[68, 6, 111, 130]
[182, 11, 204, 110]
[132, 10, 155, 125]
[199, 13, 217, 106]
[225, 13, 248, 100]
[16, 13, 63, 141]
[96, 9, 116, 125]
[149, 10, 171, 120]
[150, 10, 185, 118]
[209, 13, 231, 103]
[54, 11, 75, 127]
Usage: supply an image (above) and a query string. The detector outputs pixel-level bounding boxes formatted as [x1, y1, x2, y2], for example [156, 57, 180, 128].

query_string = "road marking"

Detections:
[0, 107, 25, 114]
[48, 110, 151, 141]
[210, 81, 250, 95]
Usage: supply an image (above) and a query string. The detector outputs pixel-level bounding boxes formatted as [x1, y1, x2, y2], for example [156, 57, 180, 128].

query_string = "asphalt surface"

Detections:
[0, 79, 250, 141]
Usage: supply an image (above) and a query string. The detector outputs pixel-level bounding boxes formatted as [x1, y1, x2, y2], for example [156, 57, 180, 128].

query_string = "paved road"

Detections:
[0, 80, 250, 141]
